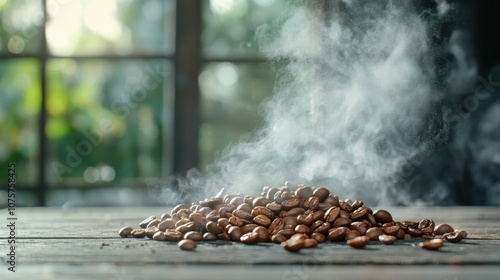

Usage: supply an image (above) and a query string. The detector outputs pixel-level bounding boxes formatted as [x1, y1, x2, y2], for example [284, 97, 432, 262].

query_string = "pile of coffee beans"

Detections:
[119, 182, 467, 252]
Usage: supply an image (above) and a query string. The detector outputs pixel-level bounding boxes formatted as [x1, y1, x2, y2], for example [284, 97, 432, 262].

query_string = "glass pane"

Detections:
[46, 0, 175, 56]
[0, 0, 43, 54]
[202, 0, 287, 57]
[199, 62, 276, 169]
[46, 59, 174, 186]
[0, 59, 40, 186]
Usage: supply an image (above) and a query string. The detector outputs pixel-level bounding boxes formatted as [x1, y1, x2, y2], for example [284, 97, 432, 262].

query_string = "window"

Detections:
[0, 0, 285, 206]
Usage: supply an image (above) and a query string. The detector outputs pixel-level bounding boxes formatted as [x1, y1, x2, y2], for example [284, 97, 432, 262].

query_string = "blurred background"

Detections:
[0, 0, 499, 207]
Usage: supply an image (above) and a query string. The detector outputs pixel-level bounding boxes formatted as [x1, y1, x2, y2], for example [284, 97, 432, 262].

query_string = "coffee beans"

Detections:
[120, 182, 467, 253]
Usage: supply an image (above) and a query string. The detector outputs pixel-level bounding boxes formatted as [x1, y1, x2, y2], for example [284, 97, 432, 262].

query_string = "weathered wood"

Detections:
[0, 207, 499, 279]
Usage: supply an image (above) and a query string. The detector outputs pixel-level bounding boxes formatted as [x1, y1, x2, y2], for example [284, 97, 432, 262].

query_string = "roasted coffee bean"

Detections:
[206, 221, 223, 234]
[178, 239, 197, 251]
[350, 207, 368, 221]
[324, 206, 341, 223]
[310, 220, 324, 232]
[164, 230, 183, 241]
[171, 204, 190, 215]
[228, 216, 244, 227]
[444, 230, 467, 243]
[266, 187, 279, 201]
[158, 219, 176, 231]
[344, 229, 361, 241]
[131, 229, 146, 238]
[240, 232, 260, 244]
[285, 207, 305, 217]
[271, 234, 287, 243]
[339, 201, 353, 212]
[269, 218, 285, 235]
[233, 209, 253, 221]
[282, 238, 304, 252]
[190, 205, 198, 212]
[324, 195, 340, 206]
[175, 218, 189, 228]
[350, 200, 363, 211]
[198, 207, 212, 216]
[421, 227, 434, 235]
[312, 187, 330, 202]
[408, 227, 423, 237]
[297, 214, 315, 227]
[396, 229, 406, 239]
[153, 231, 166, 241]
[281, 196, 301, 210]
[303, 238, 318, 248]
[295, 186, 313, 199]
[200, 197, 223, 208]
[333, 217, 352, 228]
[373, 209, 393, 223]
[366, 227, 383, 240]
[277, 228, 296, 238]
[295, 224, 312, 235]
[420, 238, 444, 250]
[311, 232, 327, 243]
[347, 235, 370, 248]
[311, 210, 325, 221]
[366, 214, 377, 227]
[217, 218, 229, 229]
[145, 227, 159, 239]
[283, 216, 298, 228]
[266, 202, 282, 213]
[244, 196, 256, 206]
[434, 223, 454, 235]
[350, 222, 369, 235]
[329, 227, 356, 241]
[339, 210, 350, 218]
[203, 232, 217, 241]
[383, 225, 400, 236]
[312, 222, 331, 235]
[119, 227, 133, 237]
[237, 203, 253, 213]
[418, 219, 435, 229]
[189, 213, 203, 223]
[217, 232, 231, 241]
[303, 196, 320, 211]
[184, 231, 203, 241]
[139, 216, 156, 228]
[160, 213, 171, 221]
[253, 197, 271, 207]
[253, 226, 270, 242]
[378, 234, 397, 244]
[318, 203, 332, 211]
[230, 196, 244, 206]
[241, 223, 259, 234]
[253, 214, 272, 227]
[228, 226, 243, 241]
[177, 209, 193, 219]
[402, 220, 418, 229]
[251, 206, 275, 219]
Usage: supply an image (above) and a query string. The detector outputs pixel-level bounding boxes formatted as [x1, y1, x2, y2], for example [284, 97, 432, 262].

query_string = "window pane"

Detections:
[0, 59, 40, 186]
[46, 59, 173, 186]
[0, 0, 43, 54]
[46, 0, 175, 56]
[199, 62, 276, 169]
[202, 0, 286, 57]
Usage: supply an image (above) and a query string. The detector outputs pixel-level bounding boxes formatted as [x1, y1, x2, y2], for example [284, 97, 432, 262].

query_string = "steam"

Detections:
[157, 0, 478, 206]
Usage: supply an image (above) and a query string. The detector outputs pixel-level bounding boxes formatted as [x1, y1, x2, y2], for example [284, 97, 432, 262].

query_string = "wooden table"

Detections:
[1, 207, 499, 279]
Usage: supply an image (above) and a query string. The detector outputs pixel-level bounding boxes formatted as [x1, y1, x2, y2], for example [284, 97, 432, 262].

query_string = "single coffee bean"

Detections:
[217, 232, 231, 241]
[303, 238, 318, 248]
[251, 206, 275, 219]
[333, 217, 352, 228]
[266, 202, 282, 213]
[271, 234, 287, 243]
[311, 232, 327, 243]
[228, 226, 243, 241]
[253, 226, 270, 242]
[408, 227, 423, 237]
[233, 209, 253, 221]
[434, 223, 454, 235]
[253, 197, 271, 207]
[366, 227, 383, 240]
[297, 214, 314, 227]
[241, 223, 259, 234]
[281, 196, 301, 210]
[295, 224, 312, 235]
[312, 210, 325, 221]
[378, 234, 397, 244]
[178, 239, 197, 251]
[198, 207, 212, 216]
[282, 238, 304, 252]
[190, 205, 198, 212]
[366, 214, 377, 227]
[350, 200, 363, 211]
[295, 186, 313, 199]
[396, 229, 406, 239]
[277, 228, 296, 238]
[312, 222, 331, 235]
[420, 238, 444, 250]
[131, 229, 146, 238]
[350, 207, 368, 221]
[344, 229, 361, 241]
[235, 203, 252, 214]
[177, 209, 193, 219]
[160, 213, 171, 221]
[402, 220, 418, 229]
[421, 227, 434, 235]
[350, 222, 369, 235]
[418, 218, 435, 229]
[324, 206, 341, 223]
[145, 227, 159, 239]
[171, 204, 189, 215]
[217, 218, 230, 229]
[230, 196, 244, 206]
[303, 196, 320, 211]
[119, 227, 133, 237]
[339, 201, 353, 212]
[244, 196, 256, 206]
[373, 209, 393, 223]
[139, 216, 156, 228]
[203, 232, 217, 241]
[228, 216, 244, 227]
[164, 230, 183, 241]
[269, 218, 285, 235]
[444, 230, 467, 243]
[310, 220, 324, 232]
[324, 195, 340, 206]
[347, 235, 370, 248]
[383, 225, 400, 236]
[240, 232, 260, 244]
[206, 221, 223, 234]
[200, 197, 223, 208]
[312, 187, 330, 202]
[206, 210, 220, 221]
[158, 219, 176, 231]
[176, 221, 196, 234]
[184, 231, 203, 241]
[283, 216, 298, 228]
[253, 214, 272, 227]
[175, 218, 189, 228]
[285, 207, 305, 217]
[339, 210, 350, 218]
[266, 187, 279, 201]
[318, 203, 332, 211]
[152, 231, 166, 241]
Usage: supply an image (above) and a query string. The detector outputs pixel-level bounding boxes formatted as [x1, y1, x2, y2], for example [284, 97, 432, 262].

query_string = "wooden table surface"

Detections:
[1, 207, 499, 280]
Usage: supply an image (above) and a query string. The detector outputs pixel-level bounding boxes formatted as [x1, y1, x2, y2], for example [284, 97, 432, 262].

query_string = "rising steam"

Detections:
[156, 0, 479, 206]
